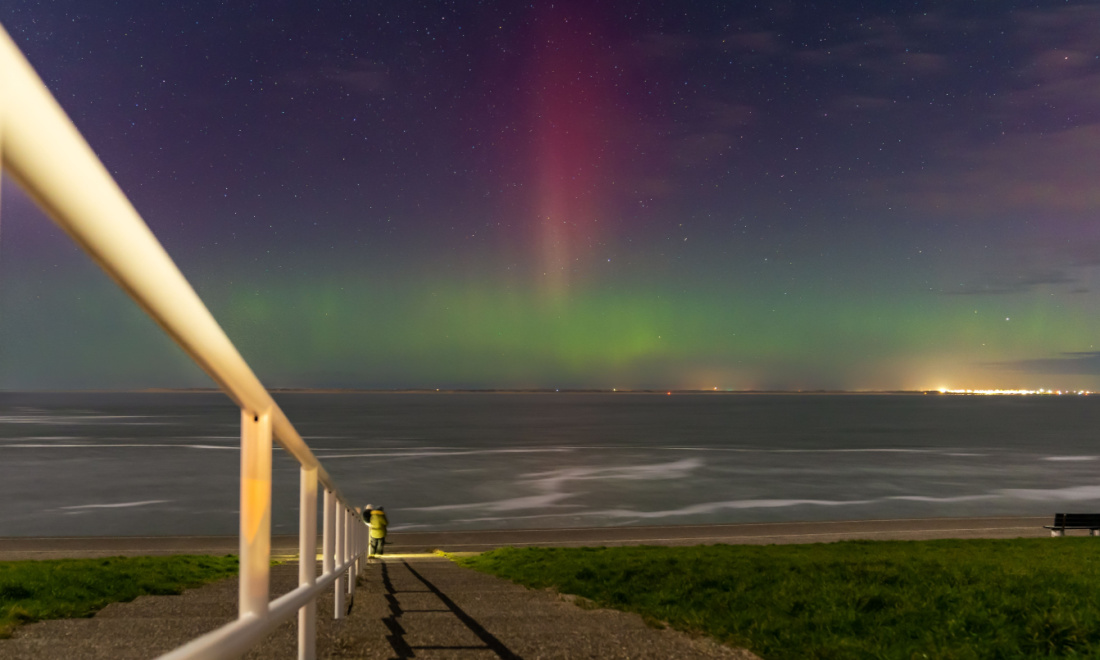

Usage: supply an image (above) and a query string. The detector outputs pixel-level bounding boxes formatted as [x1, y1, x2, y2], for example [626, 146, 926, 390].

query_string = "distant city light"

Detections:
[937, 388, 1092, 396]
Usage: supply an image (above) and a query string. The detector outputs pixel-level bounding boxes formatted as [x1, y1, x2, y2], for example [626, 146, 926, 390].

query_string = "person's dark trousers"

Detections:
[370, 537, 385, 555]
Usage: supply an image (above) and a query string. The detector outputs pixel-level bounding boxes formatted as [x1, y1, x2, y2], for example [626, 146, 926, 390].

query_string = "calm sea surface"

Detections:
[2, 391, 1099, 536]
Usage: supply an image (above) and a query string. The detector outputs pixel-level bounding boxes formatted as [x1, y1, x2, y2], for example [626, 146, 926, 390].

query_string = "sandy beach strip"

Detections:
[0, 516, 1060, 560]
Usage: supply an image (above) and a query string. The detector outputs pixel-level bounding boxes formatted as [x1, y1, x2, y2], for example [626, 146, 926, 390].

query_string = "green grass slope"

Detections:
[0, 555, 238, 638]
[461, 539, 1100, 659]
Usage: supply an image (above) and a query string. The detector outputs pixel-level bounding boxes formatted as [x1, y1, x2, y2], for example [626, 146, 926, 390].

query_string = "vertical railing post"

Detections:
[322, 489, 335, 579]
[354, 508, 360, 574]
[350, 509, 358, 589]
[334, 505, 346, 618]
[297, 467, 318, 660]
[346, 508, 355, 597]
[239, 409, 272, 619]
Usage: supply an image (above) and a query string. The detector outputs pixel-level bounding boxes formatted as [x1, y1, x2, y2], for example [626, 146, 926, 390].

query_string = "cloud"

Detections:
[667, 100, 756, 169]
[809, 6, 1100, 222]
[942, 268, 1076, 295]
[323, 62, 390, 95]
[1021, 48, 1096, 84]
[827, 95, 896, 113]
[991, 72, 1100, 134]
[1013, 5, 1100, 54]
[284, 61, 390, 97]
[986, 352, 1100, 375]
[903, 123, 1100, 217]
[636, 28, 786, 62]
[1065, 239, 1100, 268]
[636, 33, 708, 60]
[795, 14, 952, 79]
[719, 31, 784, 55]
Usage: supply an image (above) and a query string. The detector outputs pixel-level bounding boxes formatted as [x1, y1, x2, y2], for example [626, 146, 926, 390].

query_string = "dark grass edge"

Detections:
[0, 554, 242, 639]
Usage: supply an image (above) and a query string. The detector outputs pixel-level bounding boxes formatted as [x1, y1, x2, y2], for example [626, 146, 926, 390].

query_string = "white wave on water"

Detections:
[4, 444, 150, 448]
[445, 513, 587, 525]
[59, 500, 170, 510]
[407, 459, 704, 516]
[405, 493, 578, 513]
[546, 446, 953, 454]
[768, 448, 936, 454]
[3, 443, 235, 449]
[998, 485, 1100, 501]
[435, 498, 878, 525]
[1042, 456, 1099, 462]
[583, 486, 1100, 520]
[403, 456, 1028, 524]
[418, 483, 1100, 526]
[316, 448, 574, 459]
[525, 458, 704, 490]
[311, 436, 427, 445]
[593, 498, 876, 519]
[0, 414, 164, 425]
[668, 447, 943, 454]
[386, 523, 435, 531]
[888, 494, 997, 503]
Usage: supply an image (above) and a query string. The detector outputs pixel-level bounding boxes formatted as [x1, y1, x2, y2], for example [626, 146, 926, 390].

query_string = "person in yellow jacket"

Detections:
[368, 506, 388, 556]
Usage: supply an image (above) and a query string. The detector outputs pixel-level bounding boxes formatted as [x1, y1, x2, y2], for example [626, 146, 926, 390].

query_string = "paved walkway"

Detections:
[0, 556, 755, 659]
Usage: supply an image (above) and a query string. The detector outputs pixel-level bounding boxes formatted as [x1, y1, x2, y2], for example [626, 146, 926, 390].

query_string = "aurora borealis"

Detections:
[2, 1, 1099, 391]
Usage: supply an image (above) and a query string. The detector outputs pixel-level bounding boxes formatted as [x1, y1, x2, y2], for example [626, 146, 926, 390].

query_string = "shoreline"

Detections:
[0, 516, 1056, 561]
[2, 388, 940, 395]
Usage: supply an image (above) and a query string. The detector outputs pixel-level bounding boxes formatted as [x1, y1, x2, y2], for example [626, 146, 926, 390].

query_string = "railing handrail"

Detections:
[0, 26, 337, 497]
[0, 23, 368, 660]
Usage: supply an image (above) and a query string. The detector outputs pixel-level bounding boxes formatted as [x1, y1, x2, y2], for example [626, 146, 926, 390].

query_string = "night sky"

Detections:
[2, 1, 1099, 391]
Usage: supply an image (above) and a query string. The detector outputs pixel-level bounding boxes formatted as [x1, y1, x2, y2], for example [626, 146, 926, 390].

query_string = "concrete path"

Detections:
[328, 554, 753, 659]
[0, 556, 756, 659]
[0, 516, 1052, 561]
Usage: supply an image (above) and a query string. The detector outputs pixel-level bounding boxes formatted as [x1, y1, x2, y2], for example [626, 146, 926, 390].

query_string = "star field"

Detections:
[2, 1, 1099, 390]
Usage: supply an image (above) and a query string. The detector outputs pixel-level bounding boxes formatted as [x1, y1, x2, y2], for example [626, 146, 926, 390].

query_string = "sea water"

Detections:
[1, 391, 1099, 536]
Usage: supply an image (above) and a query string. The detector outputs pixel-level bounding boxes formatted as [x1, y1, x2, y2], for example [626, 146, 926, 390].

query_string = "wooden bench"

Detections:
[1045, 513, 1100, 537]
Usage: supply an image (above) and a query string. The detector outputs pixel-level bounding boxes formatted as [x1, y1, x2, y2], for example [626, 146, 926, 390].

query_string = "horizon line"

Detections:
[1, 387, 949, 395]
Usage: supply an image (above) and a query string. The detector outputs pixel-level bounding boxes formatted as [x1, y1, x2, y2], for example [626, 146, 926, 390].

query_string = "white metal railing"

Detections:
[0, 24, 370, 660]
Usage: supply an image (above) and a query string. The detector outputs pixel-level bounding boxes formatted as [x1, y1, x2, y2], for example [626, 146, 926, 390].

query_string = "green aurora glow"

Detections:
[3, 207, 1096, 392]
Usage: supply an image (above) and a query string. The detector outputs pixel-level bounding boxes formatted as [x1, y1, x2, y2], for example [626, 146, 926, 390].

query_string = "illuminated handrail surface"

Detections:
[0, 24, 368, 660]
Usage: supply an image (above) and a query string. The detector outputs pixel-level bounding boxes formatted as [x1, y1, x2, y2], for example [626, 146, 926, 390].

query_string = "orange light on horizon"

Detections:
[937, 388, 1092, 396]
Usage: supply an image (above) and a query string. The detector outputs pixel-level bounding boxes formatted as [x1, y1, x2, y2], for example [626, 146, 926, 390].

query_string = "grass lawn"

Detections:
[0, 555, 238, 638]
[460, 538, 1100, 659]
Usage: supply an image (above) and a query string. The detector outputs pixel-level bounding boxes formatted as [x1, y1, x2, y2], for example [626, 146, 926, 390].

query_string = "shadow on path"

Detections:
[381, 560, 521, 659]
